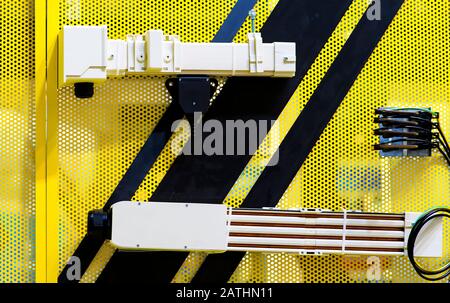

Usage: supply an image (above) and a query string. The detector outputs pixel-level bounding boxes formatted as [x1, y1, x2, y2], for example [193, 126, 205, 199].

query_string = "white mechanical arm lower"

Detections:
[88, 201, 443, 258]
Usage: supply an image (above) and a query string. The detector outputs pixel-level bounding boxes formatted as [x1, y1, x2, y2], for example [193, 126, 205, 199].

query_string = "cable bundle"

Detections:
[407, 207, 450, 281]
[374, 107, 434, 153]
[373, 107, 450, 164]
[373, 108, 450, 281]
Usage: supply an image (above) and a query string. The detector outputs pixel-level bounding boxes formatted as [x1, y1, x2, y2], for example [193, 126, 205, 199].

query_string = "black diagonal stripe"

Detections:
[58, 102, 185, 283]
[192, 0, 405, 284]
[96, 0, 354, 283]
[57, 0, 258, 284]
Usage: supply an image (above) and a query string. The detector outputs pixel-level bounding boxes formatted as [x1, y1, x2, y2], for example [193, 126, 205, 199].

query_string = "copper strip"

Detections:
[231, 210, 404, 221]
[229, 232, 404, 242]
[228, 243, 404, 253]
[229, 221, 404, 231]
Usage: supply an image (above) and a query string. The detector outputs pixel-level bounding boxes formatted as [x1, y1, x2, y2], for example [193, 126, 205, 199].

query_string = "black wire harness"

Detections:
[374, 107, 435, 153]
[407, 208, 450, 281]
[374, 108, 450, 164]
[374, 108, 450, 281]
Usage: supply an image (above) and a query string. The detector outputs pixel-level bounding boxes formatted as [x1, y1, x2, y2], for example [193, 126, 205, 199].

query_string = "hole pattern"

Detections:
[0, 0, 36, 282]
[57, 0, 271, 281]
[54, 0, 450, 284]
[231, 0, 450, 283]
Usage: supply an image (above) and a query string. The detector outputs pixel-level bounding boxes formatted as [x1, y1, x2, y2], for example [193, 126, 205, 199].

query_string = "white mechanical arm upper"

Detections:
[58, 26, 297, 87]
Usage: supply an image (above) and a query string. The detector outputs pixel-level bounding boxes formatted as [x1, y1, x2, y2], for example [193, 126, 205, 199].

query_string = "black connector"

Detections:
[87, 209, 112, 240]
[74, 82, 94, 99]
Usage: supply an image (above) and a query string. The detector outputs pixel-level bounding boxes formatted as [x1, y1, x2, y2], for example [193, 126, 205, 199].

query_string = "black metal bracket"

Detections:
[74, 82, 95, 99]
[165, 76, 218, 115]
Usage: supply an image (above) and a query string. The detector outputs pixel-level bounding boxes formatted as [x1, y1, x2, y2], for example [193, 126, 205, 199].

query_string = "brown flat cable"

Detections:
[228, 243, 404, 253]
[231, 210, 404, 221]
[229, 232, 404, 242]
[230, 221, 404, 231]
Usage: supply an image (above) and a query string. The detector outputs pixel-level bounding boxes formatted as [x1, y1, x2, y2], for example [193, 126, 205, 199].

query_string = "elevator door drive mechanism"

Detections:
[88, 201, 443, 259]
[58, 26, 297, 98]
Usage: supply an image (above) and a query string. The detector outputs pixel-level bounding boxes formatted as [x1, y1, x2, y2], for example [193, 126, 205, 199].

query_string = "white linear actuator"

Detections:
[88, 201, 443, 258]
[58, 25, 297, 88]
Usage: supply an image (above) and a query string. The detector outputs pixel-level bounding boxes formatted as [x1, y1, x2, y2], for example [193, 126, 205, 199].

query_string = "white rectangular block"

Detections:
[111, 201, 229, 252]
[59, 26, 107, 86]
[405, 212, 443, 258]
[106, 39, 127, 76]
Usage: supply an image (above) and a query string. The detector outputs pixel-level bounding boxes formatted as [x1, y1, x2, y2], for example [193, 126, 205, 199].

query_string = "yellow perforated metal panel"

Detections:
[0, 0, 36, 282]
[48, 0, 450, 283]
[54, 0, 272, 282]
[230, 0, 450, 283]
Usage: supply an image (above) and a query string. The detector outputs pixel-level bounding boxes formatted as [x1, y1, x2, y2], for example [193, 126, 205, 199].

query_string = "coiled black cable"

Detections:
[407, 208, 450, 281]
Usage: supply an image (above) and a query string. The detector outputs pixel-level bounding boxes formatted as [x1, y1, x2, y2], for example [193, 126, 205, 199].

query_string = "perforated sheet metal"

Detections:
[0, 0, 36, 282]
[230, 0, 450, 283]
[52, 0, 449, 283]
[56, 0, 271, 282]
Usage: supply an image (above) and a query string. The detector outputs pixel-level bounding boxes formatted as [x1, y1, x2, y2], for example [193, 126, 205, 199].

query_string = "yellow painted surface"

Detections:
[35, 0, 47, 283]
[0, 0, 36, 282]
[0, 0, 449, 283]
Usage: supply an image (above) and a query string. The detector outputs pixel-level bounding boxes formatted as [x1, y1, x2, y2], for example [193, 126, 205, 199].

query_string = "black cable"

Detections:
[374, 128, 431, 139]
[435, 122, 450, 154]
[439, 138, 450, 156]
[437, 136, 450, 155]
[436, 144, 450, 167]
[375, 117, 428, 127]
[374, 138, 435, 151]
[406, 115, 434, 124]
[375, 108, 433, 119]
[407, 208, 450, 281]
[379, 138, 432, 145]
[374, 109, 450, 281]
[375, 144, 435, 152]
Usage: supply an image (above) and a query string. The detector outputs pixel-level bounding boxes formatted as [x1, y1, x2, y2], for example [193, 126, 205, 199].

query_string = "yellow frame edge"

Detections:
[35, 0, 47, 283]
[46, 0, 60, 283]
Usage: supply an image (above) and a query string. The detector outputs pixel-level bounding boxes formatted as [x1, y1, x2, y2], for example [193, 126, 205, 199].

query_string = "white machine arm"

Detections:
[59, 26, 297, 87]
[89, 201, 443, 258]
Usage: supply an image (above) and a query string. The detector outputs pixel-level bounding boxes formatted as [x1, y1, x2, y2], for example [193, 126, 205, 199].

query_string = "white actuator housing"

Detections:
[59, 26, 297, 87]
